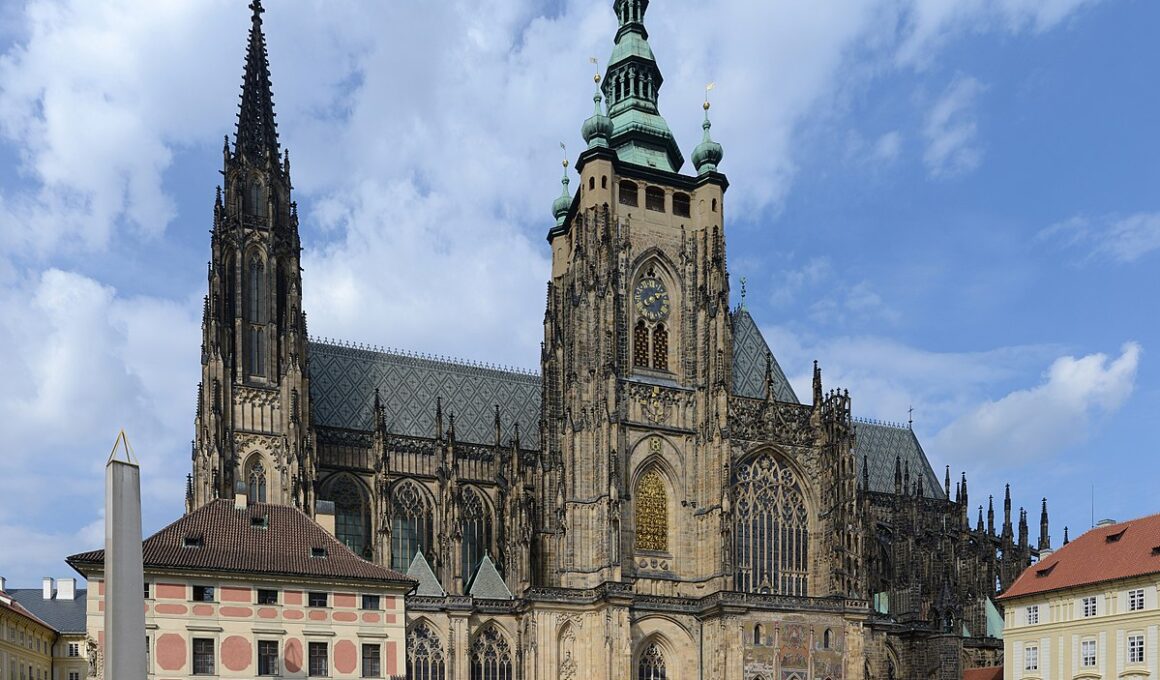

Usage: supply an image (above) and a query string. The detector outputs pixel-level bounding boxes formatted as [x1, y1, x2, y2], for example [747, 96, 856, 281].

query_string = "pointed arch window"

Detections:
[247, 181, 266, 217]
[247, 459, 267, 504]
[247, 258, 265, 323]
[390, 481, 433, 572]
[733, 453, 810, 596]
[460, 487, 494, 582]
[407, 622, 446, 680]
[637, 643, 667, 680]
[634, 320, 650, 368]
[651, 324, 668, 370]
[328, 476, 370, 558]
[469, 626, 512, 680]
[248, 327, 265, 376]
[635, 468, 668, 553]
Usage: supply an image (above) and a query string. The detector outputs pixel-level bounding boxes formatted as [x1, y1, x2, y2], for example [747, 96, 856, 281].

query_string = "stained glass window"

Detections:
[637, 643, 667, 680]
[733, 453, 809, 596]
[635, 468, 668, 552]
[469, 626, 512, 680]
[407, 622, 446, 680]
[460, 487, 493, 582]
[247, 459, 267, 504]
[390, 481, 433, 572]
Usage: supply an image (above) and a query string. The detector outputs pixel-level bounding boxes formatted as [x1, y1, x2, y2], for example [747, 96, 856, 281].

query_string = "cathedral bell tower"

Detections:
[190, 0, 314, 513]
[539, 0, 732, 592]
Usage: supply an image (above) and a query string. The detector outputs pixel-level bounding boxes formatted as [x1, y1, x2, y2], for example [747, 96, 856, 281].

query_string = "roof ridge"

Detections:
[309, 337, 540, 378]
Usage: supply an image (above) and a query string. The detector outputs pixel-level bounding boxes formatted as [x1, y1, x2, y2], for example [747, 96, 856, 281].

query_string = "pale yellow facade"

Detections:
[0, 595, 53, 680]
[80, 570, 408, 680]
[1003, 574, 1160, 680]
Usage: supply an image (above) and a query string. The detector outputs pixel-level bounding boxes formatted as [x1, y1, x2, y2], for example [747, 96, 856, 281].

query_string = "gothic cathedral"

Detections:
[189, 2, 1050, 679]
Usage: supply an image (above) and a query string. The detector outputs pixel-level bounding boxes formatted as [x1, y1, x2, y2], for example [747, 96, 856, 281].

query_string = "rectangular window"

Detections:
[1025, 605, 1039, 625]
[143, 582, 150, 599]
[308, 592, 328, 608]
[192, 585, 215, 602]
[1025, 645, 1038, 671]
[145, 635, 150, 669]
[672, 193, 690, 218]
[1129, 588, 1145, 611]
[308, 642, 328, 677]
[1081, 639, 1097, 667]
[1129, 634, 1146, 664]
[257, 589, 279, 605]
[258, 640, 279, 676]
[362, 644, 381, 678]
[67, 643, 79, 657]
[645, 187, 665, 212]
[361, 594, 380, 611]
[1082, 596, 1097, 617]
[192, 638, 215, 675]
[68, 673, 79, 680]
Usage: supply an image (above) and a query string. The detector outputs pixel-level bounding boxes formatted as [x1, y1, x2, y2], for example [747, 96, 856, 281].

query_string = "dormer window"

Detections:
[183, 534, 204, 549]
[645, 187, 665, 212]
[619, 180, 638, 207]
[673, 192, 690, 217]
[311, 547, 328, 559]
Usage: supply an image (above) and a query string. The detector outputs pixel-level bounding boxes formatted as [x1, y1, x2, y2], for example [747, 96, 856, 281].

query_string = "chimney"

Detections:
[1096, 518, 1116, 527]
[315, 500, 336, 536]
[57, 578, 77, 601]
[1039, 548, 1054, 560]
[42, 577, 55, 600]
[234, 480, 248, 511]
[0, 576, 6, 593]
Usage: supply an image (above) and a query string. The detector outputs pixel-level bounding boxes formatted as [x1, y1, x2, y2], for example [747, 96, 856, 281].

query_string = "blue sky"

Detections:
[0, 0, 1156, 586]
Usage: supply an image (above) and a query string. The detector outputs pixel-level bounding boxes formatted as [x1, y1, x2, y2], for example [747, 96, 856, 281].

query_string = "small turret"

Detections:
[1018, 508, 1028, 548]
[581, 71, 613, 148]
[692, 100, 724, 175]
[552, 159, 572, 228]
[1039, 498, 1051, 550]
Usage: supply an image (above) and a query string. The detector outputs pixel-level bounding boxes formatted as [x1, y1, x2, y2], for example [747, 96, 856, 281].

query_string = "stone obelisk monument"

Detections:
[105, 430, 146, 679]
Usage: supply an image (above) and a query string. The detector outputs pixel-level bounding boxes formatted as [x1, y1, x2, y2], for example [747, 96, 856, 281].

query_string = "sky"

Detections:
[0, 0, 1156, 587]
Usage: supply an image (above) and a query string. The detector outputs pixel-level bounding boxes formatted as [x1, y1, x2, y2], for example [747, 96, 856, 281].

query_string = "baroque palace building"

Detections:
[188, 2, 1053, 678]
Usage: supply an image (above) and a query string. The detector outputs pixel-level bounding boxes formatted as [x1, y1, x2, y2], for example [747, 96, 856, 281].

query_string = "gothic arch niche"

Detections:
[469, 623, 513, 680]
[406, 619, 446, 680]
[245, 251, 267, 377]
[390, 479, 435, 572]
[732, 449, 813, 596]
[460, 486, 495, 582]
[321, 474, 371, 559]
[244, 453, 267, 504]
[630, 253, 680, 375]
[557, 621, 578, 680]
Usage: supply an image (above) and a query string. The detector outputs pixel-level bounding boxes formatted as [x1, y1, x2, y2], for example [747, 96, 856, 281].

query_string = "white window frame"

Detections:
[1129, 588, 1145, 612]
[1025, 644, 1039, 671]
[1129, 633, 1145, 664]
[1081, 638, 1097, 667]
[1026, 605, 1039, 625]
[1082, 596, 1097, 617]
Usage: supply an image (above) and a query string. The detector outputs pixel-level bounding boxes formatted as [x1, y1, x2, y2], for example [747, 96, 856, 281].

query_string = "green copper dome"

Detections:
[552, 167, 572, 227]
[581, 88, 613, 148]
[692, 104, 724, 174]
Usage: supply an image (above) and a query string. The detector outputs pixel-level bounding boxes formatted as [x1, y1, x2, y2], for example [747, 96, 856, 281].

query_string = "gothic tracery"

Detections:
[733, 452, 810, 596]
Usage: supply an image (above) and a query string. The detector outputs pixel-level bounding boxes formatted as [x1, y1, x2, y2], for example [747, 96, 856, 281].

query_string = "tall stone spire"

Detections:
[1039, 498, 1051, 550]
[235, 0, 280, 162]
[600, 0, 684, 172]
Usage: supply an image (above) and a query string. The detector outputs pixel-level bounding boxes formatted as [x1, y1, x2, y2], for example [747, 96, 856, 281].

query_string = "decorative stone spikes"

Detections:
[234, 0, 281, 162]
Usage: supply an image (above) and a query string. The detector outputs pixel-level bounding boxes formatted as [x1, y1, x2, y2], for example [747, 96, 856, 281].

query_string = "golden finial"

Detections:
[560, 142, 568, 169]
[704, 82, 716, 110]
[590, 57, 601, 84]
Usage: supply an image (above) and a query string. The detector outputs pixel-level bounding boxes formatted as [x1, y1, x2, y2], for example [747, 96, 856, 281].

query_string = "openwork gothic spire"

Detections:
[235, 0, 280, 161]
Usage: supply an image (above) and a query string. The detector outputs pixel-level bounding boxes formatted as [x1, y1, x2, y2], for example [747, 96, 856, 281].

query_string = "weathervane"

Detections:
[704, 82, 716, 109]
[590, 56, 601, 84]
[560, 142, 568, 170]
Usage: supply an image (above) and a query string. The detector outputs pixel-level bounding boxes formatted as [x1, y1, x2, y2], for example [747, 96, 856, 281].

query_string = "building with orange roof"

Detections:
[997, 512, 1160, 680]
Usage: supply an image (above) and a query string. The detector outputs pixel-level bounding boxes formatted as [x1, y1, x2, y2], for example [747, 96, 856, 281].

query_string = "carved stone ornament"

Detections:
[730, 397, 815, 447]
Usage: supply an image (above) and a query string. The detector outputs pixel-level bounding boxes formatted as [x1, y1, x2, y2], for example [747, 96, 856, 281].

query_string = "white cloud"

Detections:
[923, 75, 986, 178]
[931, 343, 1141, 464]
[1040, 212, 1160, 263]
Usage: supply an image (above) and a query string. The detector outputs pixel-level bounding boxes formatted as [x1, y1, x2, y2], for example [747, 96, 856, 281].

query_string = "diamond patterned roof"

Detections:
[854, 422, 946, 500]
[731, 309, 799, 403]
[309, 341, 542, 448]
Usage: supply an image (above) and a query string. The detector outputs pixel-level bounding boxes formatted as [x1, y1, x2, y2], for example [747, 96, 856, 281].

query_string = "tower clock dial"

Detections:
[634, 277, 671, 322]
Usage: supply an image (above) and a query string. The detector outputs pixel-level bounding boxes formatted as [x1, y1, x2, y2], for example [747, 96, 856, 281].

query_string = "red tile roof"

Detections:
[1000, 512, 1160, 601]
[0, 591, 56, 633]
[67, 500, 414, 586]
[963, 666, 1003, 680]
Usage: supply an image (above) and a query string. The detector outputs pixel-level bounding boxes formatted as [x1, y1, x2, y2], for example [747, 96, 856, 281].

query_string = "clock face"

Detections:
[634, 277, 670, 322]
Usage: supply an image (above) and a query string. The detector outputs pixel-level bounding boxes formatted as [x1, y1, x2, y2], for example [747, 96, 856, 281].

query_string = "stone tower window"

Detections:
[407, 621, 446, 680]
[634, 468, 668, 552]
[733, 453, 809, 596]
[390, 481, 433, 572]
[633, 320, 650, 368]
[651, 324, 668, 370]
[247, 459, 267, 504]
[645, 186, 665, 212]
[673, 192, 690, 217]
[589, 177, 596, 191]
[637, 642, 667, 680]
[469, 626, 512, 680]
[753, 624, 764, 646]
[247, 257, 266, 377]
[460, 487, 493, 582]
[246, 181, 266, 217]
[619, 180, 639, 207]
